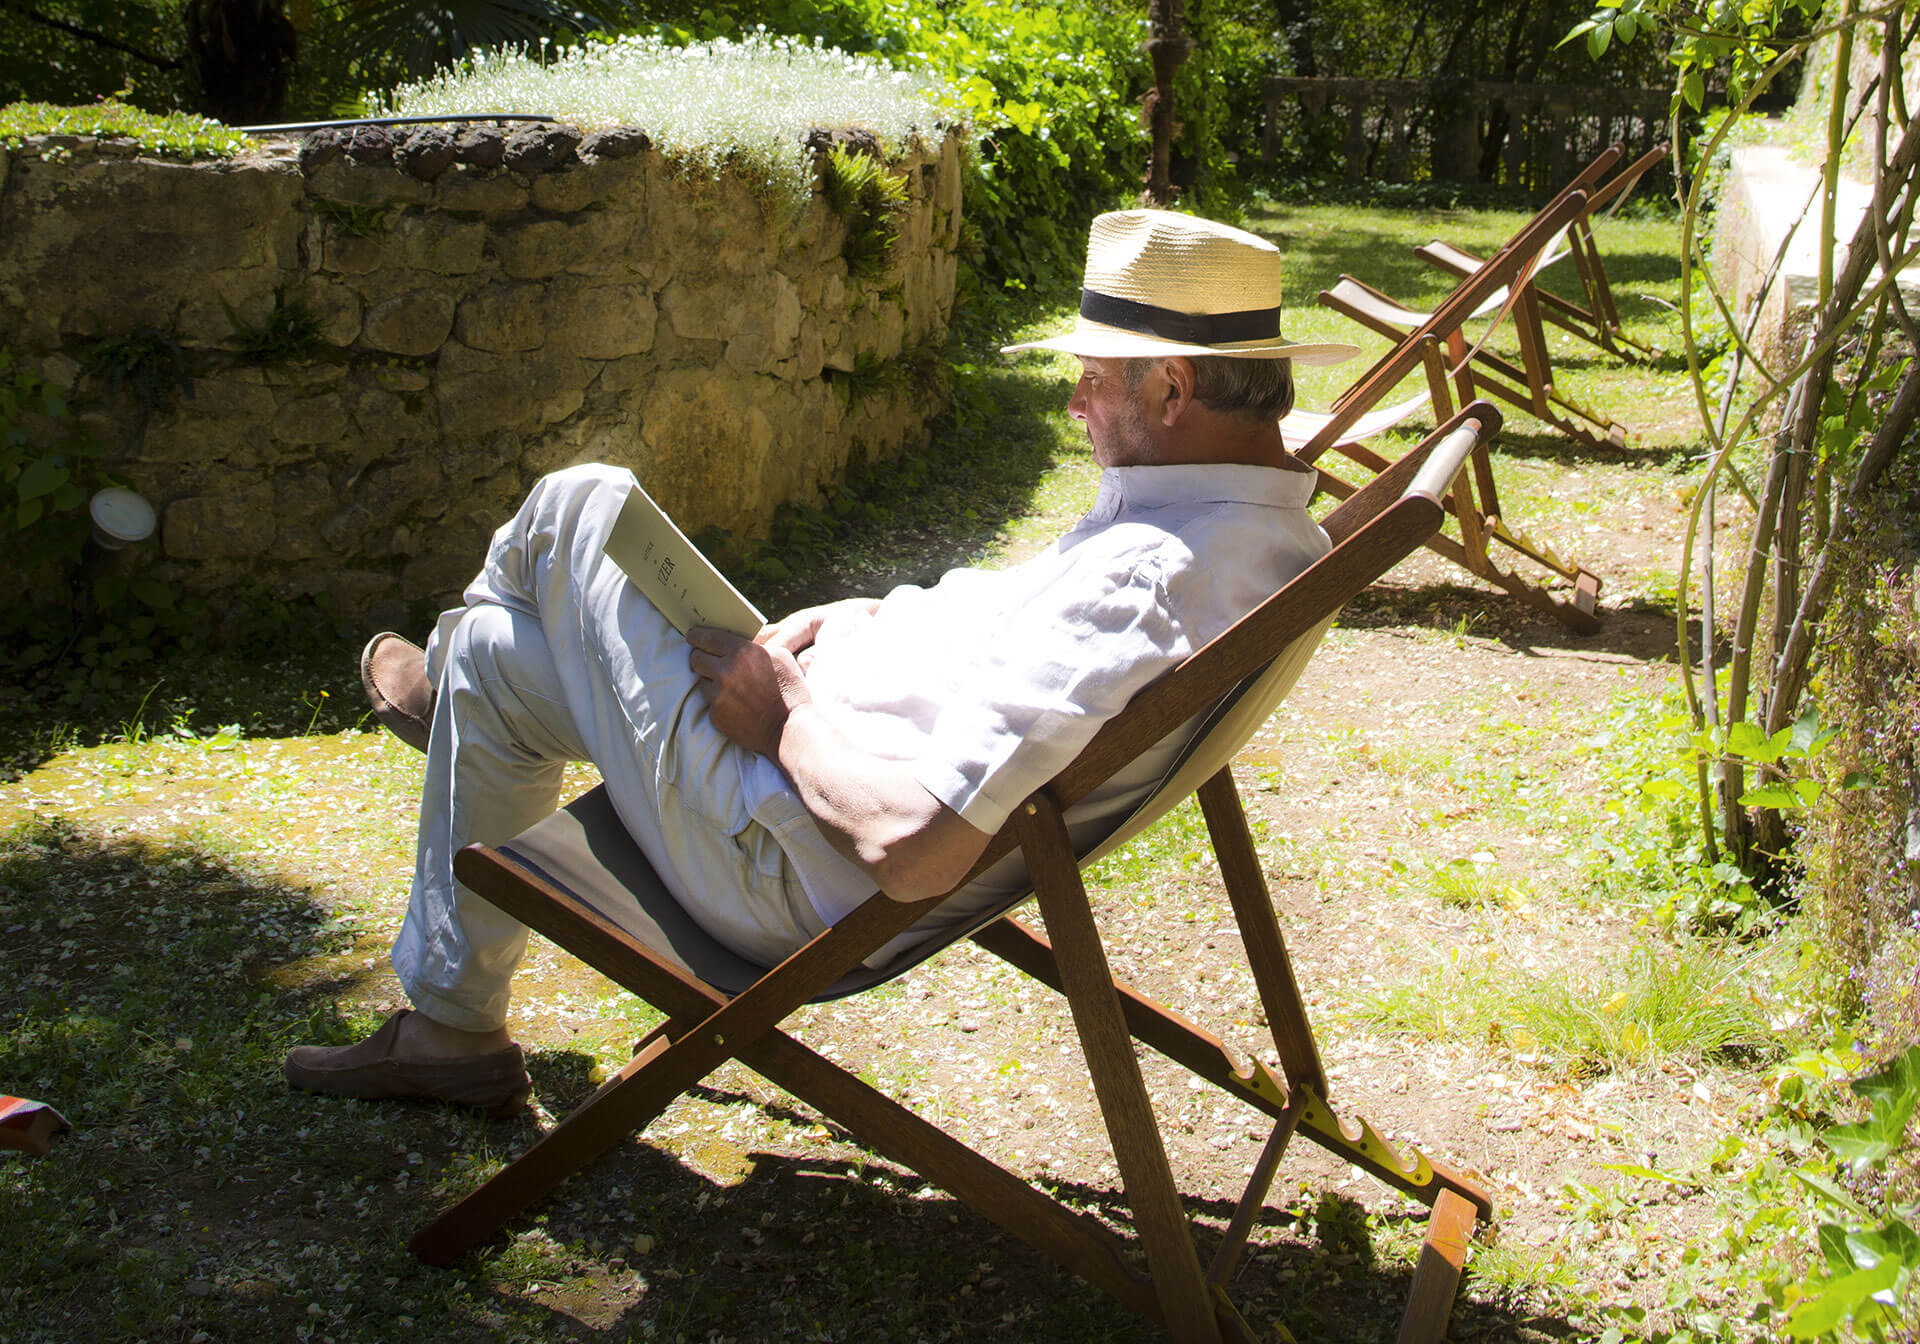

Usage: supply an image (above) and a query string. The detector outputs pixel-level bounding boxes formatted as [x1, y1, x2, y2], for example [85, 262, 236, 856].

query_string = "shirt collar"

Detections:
[1101, 461, 1319, 514]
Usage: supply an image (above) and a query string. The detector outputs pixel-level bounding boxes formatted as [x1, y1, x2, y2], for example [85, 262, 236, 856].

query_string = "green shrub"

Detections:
[376, 30, 950, 207]
[581, 1, 1151, 294]
[873, 0, 1147, 292]
[819, 143, 911, 278]
[0, 99, 247, 158]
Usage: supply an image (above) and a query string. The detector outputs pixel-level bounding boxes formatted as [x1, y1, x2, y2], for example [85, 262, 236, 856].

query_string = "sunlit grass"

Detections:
[1359, 937, 1792, 1075]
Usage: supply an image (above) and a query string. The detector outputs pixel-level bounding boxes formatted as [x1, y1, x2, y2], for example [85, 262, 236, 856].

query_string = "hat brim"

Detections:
[1001, 321, 1358, 366]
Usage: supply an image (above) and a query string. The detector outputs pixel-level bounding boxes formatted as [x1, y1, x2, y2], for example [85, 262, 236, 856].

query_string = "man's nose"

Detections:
[1068, 380, 1089, 421]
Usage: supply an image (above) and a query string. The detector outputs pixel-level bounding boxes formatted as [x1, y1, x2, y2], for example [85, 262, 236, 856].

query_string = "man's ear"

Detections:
[1158, 356, 1196, 426]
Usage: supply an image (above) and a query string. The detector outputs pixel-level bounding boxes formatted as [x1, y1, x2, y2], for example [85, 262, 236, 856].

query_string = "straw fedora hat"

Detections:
[1002, 209, 1357, 366]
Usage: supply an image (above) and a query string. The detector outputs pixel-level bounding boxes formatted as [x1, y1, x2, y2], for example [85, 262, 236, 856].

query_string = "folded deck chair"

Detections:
[1418, 144, 1670, 363]
[411, 404, 1506, 1344]
[1291, 160, 1611, 632]
[1320, 145, 1632, 456]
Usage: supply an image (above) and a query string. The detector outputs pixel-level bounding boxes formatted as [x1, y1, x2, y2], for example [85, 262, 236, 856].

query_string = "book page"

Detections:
[604, 483, 766, 639]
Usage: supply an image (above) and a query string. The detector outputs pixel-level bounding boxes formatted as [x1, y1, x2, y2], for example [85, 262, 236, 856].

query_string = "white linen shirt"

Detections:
[738, 459, 1329, 935]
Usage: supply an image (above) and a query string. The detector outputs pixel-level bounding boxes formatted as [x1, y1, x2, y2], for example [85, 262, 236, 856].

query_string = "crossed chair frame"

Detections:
[407, 405, 1509, 1343]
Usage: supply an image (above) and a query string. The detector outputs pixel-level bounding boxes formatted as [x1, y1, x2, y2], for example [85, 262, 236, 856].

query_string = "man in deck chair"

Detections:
[284, 211, 1355, 1114]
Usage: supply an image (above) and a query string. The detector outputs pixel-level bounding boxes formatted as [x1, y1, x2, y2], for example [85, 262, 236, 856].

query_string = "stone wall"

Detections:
[0, 123, 962, 626]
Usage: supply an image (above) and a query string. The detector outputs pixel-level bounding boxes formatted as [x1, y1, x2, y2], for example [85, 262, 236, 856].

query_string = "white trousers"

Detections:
[390, 464, 828, 1032]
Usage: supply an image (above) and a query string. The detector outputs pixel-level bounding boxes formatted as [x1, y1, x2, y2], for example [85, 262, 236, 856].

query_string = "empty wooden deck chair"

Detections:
[1416, 144, 1670, 363]
[1319, 145, 1635, 456]
[410, 404, 1506, 1344]
[1293, 160, 1610, 631]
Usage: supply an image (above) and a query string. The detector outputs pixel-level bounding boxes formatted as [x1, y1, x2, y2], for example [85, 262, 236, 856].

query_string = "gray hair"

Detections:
[1122, 356, 1296, 422]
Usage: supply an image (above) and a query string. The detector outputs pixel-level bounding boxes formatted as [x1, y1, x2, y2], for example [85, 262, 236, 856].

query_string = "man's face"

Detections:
[1069, 356, 1160, 467]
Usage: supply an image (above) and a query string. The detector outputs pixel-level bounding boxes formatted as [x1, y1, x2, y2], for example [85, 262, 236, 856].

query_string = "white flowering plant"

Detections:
[374, 29, 956, 204]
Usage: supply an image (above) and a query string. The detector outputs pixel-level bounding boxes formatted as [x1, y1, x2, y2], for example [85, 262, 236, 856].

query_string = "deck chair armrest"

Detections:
[1408, 411, 1494, 503]
[1319, 401, 1501, 545]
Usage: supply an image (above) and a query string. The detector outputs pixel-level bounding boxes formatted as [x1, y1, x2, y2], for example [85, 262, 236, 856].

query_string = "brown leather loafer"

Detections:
[284, 1010, 530, 1117]
[361, 631, 434, 753]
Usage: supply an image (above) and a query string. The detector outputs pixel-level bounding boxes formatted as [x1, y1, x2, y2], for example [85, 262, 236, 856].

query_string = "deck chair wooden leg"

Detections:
[974, 913, 1490, 1217]
[414, 845, 940, 1265]
[1205, 1092, 1304, 1288]
[1195, 770, 1323, 1095]
[1016, 793, 1226, 1344]
[1394, 1189, 1479, 1344]
[1311, 461, 1601, 632]
[413, 1016, 695, 1264]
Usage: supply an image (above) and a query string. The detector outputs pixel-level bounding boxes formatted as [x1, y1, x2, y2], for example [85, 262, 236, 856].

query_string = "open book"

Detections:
[603, 482, 766, 639]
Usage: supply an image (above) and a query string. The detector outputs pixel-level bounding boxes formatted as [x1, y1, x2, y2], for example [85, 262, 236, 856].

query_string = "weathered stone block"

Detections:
[438, 367, 537, 435]
[433, 168, 526, 214]
[362, 290, 456, 356]
[351, 383, 438, 444]
[304, 278, 365, 346]
[402, 552, 481, 603]
[530, 168, 597, 214]
[455, 284, 550, 353]
[494, 219, 573, 279]
[273, 392, 352, 446]
[176, 269, 283, 349]
[401, 214, 487, 275]
[564, 284, 658, 359]
[162, 481, 277, 559]
[306, 159, 433, 207]
[323, 231, 387, 276]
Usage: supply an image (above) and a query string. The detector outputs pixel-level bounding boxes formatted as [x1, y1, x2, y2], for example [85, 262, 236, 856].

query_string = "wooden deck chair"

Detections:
[410, 403, 1506, 1344]
[1291, 158, 1612, 632]
[1319, 145, 1635, 456]
[1418, 144, 1670, 363]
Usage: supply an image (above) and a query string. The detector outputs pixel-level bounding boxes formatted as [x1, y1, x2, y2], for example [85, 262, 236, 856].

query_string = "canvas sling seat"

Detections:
[409, 405, 1507, 1344]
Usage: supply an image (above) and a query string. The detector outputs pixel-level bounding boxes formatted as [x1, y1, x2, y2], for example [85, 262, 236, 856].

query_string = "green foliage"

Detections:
[1564, 0, 1822, 112]
[819, 143, 910, 279]
[1581, 1043, 1920, 1342]
[0, 97, 246, 157]
[1362, 937, 1789, 1076]
[0, 351, 112, 579]
[326, 0, 626, 84]
[220, 288, 325, 362]
[0, 350, 187, 676]
[0, 3, 196, 113]
[311, 196, 395, 238]
[607, 1, 1148, 290]
[1800, 445, 1920, 1024]
[1585, 693, 1772, 934]
[880, 0, 1146, 293]
[79, 325, 193, 420]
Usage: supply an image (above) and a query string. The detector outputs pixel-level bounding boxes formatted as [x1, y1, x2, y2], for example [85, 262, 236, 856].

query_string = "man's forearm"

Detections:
[775, 703, 988, 902]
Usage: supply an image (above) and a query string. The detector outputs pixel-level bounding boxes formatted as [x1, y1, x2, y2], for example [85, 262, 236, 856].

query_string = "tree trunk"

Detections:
[185, 0, 298, 126]
[1143, 0, 1191, 206]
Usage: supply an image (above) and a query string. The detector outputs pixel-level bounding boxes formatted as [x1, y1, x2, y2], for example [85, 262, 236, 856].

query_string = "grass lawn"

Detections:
[0, 192, 1843, 1343]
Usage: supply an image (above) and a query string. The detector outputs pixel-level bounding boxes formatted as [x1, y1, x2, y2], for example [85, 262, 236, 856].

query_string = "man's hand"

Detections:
[688, 626, 810, 758]
[752, 597, 881, 672]
[694, 607, 989, 901]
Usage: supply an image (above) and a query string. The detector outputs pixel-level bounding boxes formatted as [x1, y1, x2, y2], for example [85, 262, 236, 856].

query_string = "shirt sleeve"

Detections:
[909, 550, 1190, 835]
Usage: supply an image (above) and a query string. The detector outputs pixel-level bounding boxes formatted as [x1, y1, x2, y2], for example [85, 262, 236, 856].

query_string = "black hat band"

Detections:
[1078, 289, 1283, 346]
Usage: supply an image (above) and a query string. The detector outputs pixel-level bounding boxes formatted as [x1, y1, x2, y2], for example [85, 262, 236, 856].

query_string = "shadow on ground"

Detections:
[1, 819, 1578, 1344]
